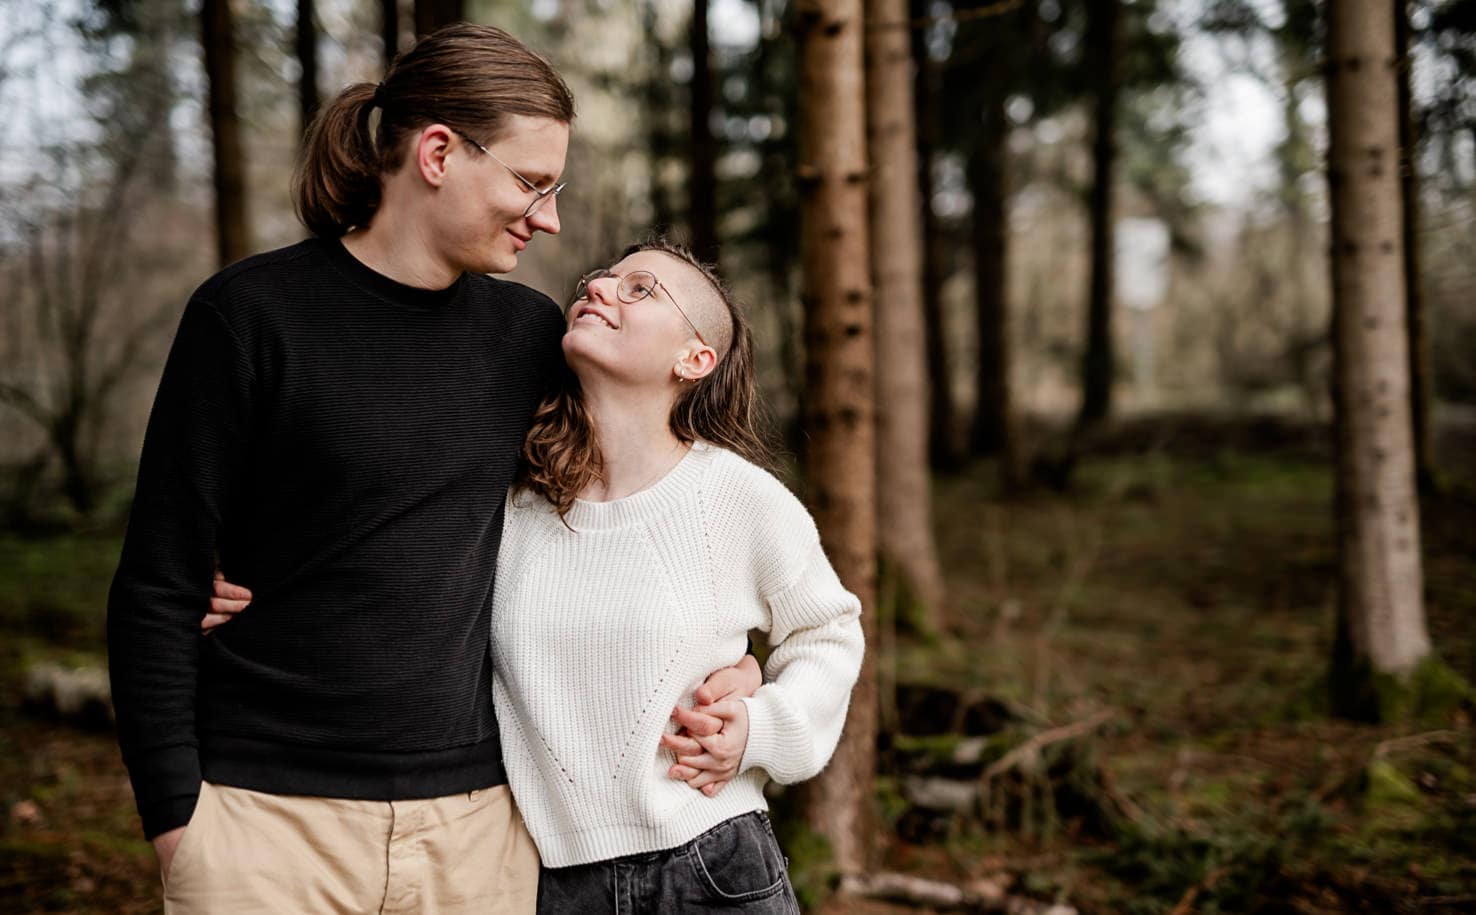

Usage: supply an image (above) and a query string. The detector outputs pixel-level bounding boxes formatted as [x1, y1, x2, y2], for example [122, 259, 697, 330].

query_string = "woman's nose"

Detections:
[586, 274, 620, 305]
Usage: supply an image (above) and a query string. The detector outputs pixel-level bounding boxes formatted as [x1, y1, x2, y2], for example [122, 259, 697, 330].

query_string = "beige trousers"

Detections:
[162, 781, 539, 914]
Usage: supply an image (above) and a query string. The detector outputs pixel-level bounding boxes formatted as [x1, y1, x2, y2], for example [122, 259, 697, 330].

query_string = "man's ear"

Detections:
[416, 125, 457, 188]
[676, 344, 719, 382]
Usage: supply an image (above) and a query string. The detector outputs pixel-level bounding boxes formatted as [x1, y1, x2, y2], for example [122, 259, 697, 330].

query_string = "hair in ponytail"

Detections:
[293, 23, 575, 237]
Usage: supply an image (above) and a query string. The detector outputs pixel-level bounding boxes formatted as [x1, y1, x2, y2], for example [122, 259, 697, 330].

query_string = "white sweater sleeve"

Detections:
[737, 535, 865, 785]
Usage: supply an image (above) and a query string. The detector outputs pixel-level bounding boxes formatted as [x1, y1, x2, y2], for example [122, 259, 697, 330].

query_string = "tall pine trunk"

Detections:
[1395, 0, 1436, 492]
[414, 0, 462, 35]
[866, 0, 945, 623]
[1326, 0, 1430, 718]
[968, 33, 1019, 485]
[201, 0, 250, 266]
[911, 0, 962, 471]
[1077, 0, 1120, 429]
[795, 0, 876, 876]
[297, 0, 320, 138]
[688, 0, 719, 261]
[382, 0, 400, 69]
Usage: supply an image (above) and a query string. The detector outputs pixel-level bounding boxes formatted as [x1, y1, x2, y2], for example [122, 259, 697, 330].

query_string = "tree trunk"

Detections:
[1326, 0, 1430, 715]
[967, 63, 1018, 482]
[200, 0, 250, 266]
[689, 0, 719, 262]
[1077, 0, 1120, 429]
[382, 0, 400, 68]
[866, 0, 946, 624]
[911, 0, 962, 472]
[795, 0, 877, 876]
[1395, 0, 1436, 492]
[297, 0, 320, 138]
[414, 0, 462, 36]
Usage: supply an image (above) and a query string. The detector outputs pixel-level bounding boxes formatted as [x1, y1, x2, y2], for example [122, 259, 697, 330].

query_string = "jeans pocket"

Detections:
[686, 814, 787, 903]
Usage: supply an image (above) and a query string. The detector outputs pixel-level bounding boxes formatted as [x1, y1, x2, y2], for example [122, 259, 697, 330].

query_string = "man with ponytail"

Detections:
[106, 24, 758, 912]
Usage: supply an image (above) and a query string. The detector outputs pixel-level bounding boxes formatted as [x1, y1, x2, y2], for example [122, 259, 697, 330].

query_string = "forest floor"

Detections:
[2, 413, 1474, 913]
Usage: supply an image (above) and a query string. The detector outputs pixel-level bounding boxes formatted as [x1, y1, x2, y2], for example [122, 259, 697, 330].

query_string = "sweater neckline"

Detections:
[561, 442, 715, 530]
[320, 236, 466, 309]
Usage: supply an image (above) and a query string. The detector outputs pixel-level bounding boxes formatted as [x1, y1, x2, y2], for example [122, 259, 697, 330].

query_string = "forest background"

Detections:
[1, 0, 1474, 912]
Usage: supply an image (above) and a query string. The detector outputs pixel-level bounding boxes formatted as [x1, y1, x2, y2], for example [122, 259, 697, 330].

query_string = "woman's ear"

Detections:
[674, 344, 718, 383]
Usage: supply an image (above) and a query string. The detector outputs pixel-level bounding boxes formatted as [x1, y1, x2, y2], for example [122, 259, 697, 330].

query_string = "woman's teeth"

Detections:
[578, 312, 616, 329]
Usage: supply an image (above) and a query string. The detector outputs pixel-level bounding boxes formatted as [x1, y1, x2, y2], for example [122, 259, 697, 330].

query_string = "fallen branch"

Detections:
[1167, 865, 1230, 915]
[839, 871, 1076, 914]
[982, 709, 1118, 782]
[1372, 730, 1458, 761]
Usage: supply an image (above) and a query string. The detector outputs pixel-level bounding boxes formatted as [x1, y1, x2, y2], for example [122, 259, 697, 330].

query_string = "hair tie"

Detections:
[372, 82, 387, 108]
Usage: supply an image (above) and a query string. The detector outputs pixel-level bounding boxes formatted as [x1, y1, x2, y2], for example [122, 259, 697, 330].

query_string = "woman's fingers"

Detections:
[201, 612, 234, 632]
[685, 767, 726, 790]
[209, 595, 249, 615]
[693, 654, 762, 706]
[671, 705, 722, 737]
[675, 752, 719, 771]
[660, 732, 703, 756]
[212, 572, 253, 602]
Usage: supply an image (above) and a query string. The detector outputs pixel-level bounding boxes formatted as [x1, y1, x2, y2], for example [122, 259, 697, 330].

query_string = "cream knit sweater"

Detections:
[491, 443, 864, 868]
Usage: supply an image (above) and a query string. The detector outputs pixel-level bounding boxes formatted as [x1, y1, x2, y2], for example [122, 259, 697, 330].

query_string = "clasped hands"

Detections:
[204, 574, 760, 797]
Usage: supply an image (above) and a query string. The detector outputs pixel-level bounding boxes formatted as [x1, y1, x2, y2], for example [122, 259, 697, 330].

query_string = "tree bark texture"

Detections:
[688, 0, 719, 262]
[200, 0, 250, 266]
[414, 0, 462, 36]
[1077, 0, 1120, 428]
[297, 0, 320, 138]
[1326, 0, 1430, 681]
[795, 0, 877, 876]
[866, 0, 945, 622]
[1395, 0, 1436, 491]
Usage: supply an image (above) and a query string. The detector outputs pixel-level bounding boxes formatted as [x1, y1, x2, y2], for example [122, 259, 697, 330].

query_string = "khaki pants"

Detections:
[162, 781, 539, 914]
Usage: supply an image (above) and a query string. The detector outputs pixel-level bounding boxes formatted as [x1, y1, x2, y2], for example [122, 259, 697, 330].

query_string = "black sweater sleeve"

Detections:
[106, 297, 254, 839]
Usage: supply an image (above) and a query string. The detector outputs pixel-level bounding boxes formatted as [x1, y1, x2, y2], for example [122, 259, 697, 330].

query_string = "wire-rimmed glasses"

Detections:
[571, 268, 708, 346]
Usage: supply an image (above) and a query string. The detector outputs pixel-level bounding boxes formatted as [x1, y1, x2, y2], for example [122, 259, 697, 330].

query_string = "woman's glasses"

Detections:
[571, 269, 708, 346]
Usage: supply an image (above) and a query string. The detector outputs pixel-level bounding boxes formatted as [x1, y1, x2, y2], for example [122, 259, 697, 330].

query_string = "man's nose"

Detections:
[529, 195, 561, 236]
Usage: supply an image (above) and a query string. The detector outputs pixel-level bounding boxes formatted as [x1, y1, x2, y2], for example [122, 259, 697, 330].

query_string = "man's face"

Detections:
[439, 114, 569, 275]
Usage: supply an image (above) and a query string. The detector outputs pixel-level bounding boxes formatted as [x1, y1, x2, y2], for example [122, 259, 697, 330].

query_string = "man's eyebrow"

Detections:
[517, 169, 560, 189]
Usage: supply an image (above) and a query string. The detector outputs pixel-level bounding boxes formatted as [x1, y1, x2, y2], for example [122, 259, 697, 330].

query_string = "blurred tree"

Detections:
[1324, 0, 1431, 718]
[689, 0, 719, 261]
[414, 0, 462, 34]
[201, 0, 250, 265]
[1397, 0, 1435, 493]
[383, 0, 400, 68]
[867, 0, 946, 623]
[794, 0, 877, 877]
[1076, 0, 1121, 429]
[963, 5, 1024, 478]
[910, 0, 963, 471]
[298, 0, 319, 138]
[0, 0, 189, 517]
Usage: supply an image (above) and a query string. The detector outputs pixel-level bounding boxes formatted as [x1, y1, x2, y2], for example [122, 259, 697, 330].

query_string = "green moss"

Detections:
[1371, 657, 1476, 725]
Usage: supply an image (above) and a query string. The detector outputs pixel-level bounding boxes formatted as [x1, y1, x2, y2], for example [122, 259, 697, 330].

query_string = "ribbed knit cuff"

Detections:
[737, 688, 808, 784]
[126, 744, 202, 839]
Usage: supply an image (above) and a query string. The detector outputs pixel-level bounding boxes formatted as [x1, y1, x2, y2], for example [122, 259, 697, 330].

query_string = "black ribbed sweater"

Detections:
[106, 237, 565, 839]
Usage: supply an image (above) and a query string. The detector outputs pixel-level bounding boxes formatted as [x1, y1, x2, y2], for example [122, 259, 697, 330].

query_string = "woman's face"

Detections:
[434, 114, 568, 275]
[562, 250, 718, 390]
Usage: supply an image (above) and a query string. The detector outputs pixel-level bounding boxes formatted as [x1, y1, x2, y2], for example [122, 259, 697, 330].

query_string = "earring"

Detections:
[675, 366, 686, 380]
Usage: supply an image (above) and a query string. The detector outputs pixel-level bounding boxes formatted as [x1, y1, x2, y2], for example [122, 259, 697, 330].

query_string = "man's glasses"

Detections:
[453, 128, 565, 218]
[571, 269, 708, 346]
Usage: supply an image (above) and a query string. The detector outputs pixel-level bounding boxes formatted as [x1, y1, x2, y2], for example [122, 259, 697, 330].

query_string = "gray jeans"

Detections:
[536, 812, 801, 914]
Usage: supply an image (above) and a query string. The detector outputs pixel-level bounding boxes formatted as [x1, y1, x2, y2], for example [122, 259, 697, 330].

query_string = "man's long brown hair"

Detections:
[293, 23, 575, 238]
[519, 241, 774, 518]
